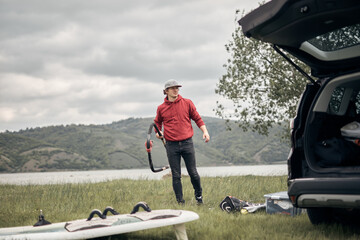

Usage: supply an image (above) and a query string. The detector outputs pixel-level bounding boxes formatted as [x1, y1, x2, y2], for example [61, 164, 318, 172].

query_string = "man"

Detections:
[154, 79, 210, 204]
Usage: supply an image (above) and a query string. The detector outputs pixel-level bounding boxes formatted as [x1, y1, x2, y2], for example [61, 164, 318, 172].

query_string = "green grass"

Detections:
[0, 175, 359, 239]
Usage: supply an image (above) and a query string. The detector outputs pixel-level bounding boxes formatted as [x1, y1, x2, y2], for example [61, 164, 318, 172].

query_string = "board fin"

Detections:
[33, 210, 51, 227]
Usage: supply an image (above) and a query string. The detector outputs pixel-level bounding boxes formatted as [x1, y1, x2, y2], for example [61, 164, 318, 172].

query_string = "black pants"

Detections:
[166, 138, 202, 202]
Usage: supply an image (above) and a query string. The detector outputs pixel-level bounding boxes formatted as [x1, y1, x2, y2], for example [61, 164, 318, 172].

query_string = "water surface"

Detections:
[0, 164, 287, 185]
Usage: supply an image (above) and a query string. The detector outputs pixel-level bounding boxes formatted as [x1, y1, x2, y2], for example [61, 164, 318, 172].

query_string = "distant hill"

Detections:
[0, 117, 290, 173]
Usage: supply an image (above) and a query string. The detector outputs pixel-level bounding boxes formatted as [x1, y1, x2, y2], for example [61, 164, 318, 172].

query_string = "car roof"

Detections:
[239, 0, 360, 78]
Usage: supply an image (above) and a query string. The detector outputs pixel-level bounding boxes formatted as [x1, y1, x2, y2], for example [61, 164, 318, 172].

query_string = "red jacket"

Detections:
[154, 95, 205, 141]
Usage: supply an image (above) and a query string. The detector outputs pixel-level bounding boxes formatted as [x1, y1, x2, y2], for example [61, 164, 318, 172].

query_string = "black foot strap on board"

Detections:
[102, 206, 120, 217]
[130, 202, 152, 214]
[87, 206, 119, 221]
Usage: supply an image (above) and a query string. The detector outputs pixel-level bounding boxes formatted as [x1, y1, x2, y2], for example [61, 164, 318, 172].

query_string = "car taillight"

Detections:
[290, 118, 295, 130]
[289, 195, 296, 205]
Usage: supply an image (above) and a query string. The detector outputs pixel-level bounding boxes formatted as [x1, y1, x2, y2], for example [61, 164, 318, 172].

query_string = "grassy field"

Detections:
[0, 175, 359, 240]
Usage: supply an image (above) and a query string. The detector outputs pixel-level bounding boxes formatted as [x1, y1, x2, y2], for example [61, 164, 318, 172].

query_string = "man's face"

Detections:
[165, 86, 179, 99]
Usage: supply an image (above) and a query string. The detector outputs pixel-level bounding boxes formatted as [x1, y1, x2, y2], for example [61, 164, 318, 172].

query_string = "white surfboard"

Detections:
[0, 204, 199, 240]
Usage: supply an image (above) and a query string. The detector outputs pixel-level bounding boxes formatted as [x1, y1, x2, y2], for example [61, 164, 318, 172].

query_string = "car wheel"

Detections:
[307, 208, 333, 225]
[332, 208, 360, 227]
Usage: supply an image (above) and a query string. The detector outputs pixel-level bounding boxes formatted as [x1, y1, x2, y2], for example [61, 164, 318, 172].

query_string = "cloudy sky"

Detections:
[0, 0, 262, 132]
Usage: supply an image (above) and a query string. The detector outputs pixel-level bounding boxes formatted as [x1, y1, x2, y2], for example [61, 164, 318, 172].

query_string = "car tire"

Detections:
[307, 207, 333, 225]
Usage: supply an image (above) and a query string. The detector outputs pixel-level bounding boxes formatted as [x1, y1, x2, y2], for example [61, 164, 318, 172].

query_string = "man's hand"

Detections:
[156, 131, 164, 139]
[200, 125, 210, 143]
[203, 132, 210, 142]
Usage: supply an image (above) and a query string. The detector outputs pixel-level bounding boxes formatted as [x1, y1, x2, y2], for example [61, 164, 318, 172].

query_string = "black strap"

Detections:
[102, 206, 119, 216]
[87, 206, 119, 221]
[146, 123, 169, 173]
[130, 202, 152, 214]
[87, 209, 106, 221]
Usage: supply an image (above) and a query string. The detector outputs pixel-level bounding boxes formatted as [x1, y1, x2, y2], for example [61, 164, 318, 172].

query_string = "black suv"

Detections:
[239, 0, 360, 225]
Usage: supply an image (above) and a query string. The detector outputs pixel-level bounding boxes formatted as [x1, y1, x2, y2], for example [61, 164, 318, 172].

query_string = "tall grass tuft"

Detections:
[0, 176, 359, 239]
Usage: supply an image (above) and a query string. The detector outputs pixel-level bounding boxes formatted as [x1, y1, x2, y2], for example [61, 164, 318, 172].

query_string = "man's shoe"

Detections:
[177, 199, 185, 205]
[196, 196, 203, 205]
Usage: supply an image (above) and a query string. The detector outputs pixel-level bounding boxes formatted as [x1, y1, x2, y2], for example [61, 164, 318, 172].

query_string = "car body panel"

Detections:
[239, 0, 360, 77]
[288, 178, 360, 208]
[239, 0, 360, 47]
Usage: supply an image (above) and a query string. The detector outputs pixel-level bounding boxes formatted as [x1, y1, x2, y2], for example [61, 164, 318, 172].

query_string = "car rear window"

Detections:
[307, 23, 360, 52]
[329, 87, 360, 115]
[329, 87, 345, 113]
[355, 91, 360, 115]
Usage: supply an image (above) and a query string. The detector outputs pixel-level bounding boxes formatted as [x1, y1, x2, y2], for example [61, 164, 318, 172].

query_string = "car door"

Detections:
[239, 0, 360, 78]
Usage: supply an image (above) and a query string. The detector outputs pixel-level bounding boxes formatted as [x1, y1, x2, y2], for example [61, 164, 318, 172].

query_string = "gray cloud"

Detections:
[0, 0, 262, 131]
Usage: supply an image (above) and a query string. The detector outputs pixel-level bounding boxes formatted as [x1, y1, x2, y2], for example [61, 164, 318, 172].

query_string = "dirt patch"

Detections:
[252, 145, 270, 163]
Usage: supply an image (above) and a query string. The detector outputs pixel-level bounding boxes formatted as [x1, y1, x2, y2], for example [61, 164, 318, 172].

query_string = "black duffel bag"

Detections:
[314, 137, 360, 167]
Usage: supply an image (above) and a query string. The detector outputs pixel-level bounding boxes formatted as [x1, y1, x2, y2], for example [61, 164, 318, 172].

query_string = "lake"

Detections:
[0, 164, 287, 185]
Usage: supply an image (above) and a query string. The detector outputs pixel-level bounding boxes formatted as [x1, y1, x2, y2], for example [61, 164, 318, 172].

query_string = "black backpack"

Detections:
[219, 196, 248, 213]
